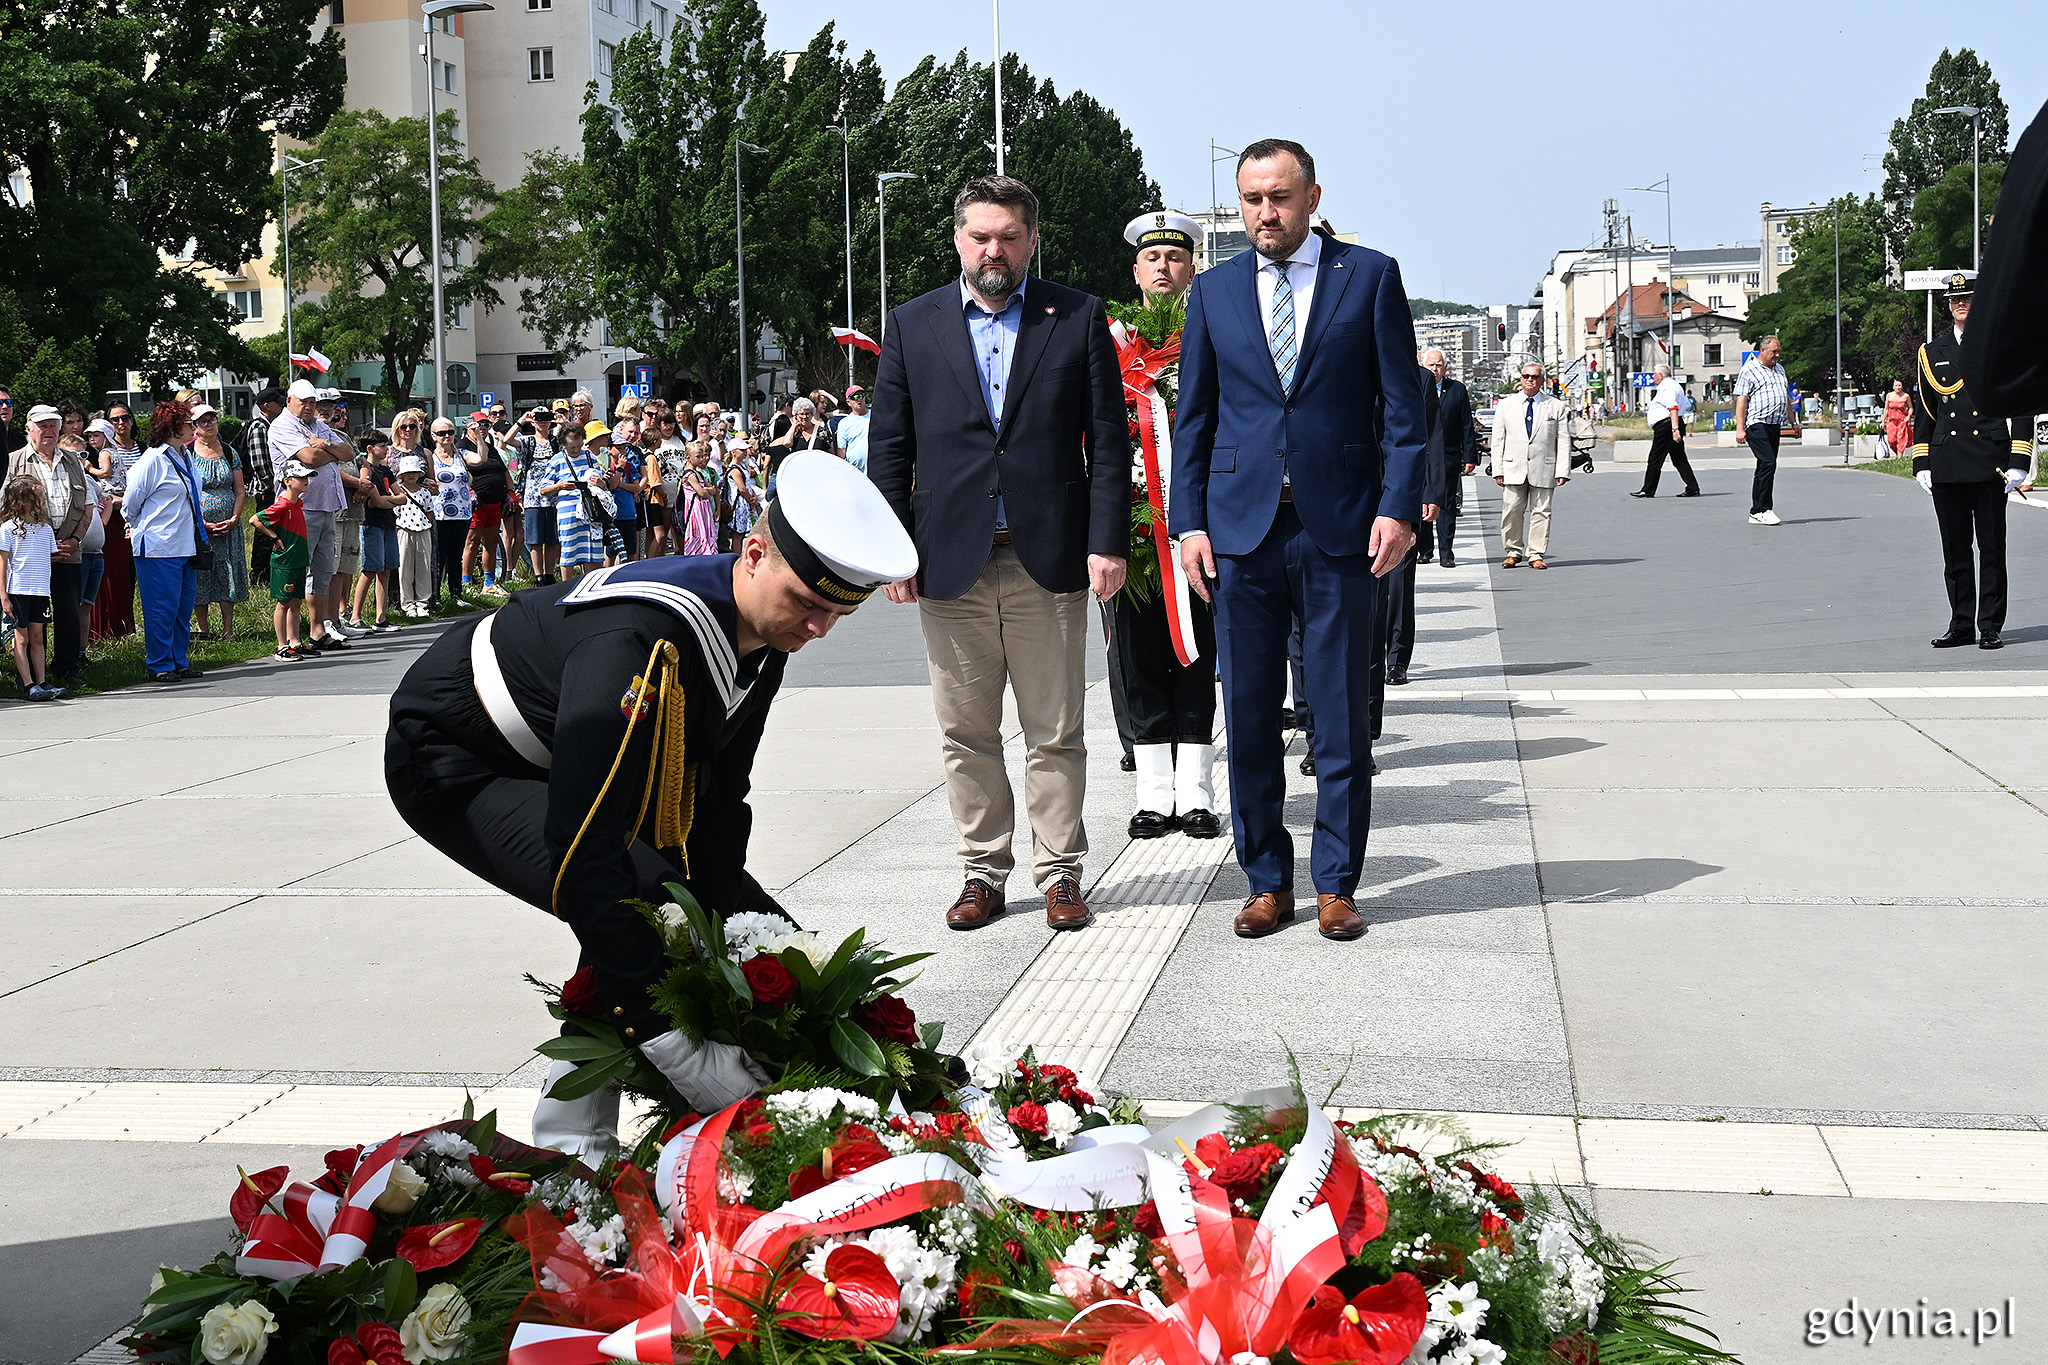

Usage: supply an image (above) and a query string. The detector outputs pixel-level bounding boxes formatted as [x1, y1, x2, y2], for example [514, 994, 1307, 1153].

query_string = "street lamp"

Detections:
[877, 171, 919, 345]
[833, 122, 856, 386]
[1208, 142, 1238, 271]
[1625, 175, 1674, 367]
[992, 0, 1004, 176]
[1931, 105, 1983, 269]
[422, 0, 492, 418]
[735, 139, 767, 433]
[277, 154, 325, 370]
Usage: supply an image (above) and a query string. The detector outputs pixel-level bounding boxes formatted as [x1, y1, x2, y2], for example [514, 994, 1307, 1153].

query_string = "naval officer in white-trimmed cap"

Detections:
[385, 451, 916, 1157]
[1125, 210, 1203, 300]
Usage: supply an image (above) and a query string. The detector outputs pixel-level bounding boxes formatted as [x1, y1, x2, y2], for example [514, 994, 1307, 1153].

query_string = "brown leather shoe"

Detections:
[1045, 876, 1092, 930]
[1502, 554, 1520, 568]
[1530, 556, 1547, 570]
[946, 878, 1005, 930]
[1317, 893, 1366, 941]
[1233, 891, 1295, 938]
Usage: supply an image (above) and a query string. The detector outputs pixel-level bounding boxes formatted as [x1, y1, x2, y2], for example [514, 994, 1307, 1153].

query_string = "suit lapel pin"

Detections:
[1045, 305, 1055, 314]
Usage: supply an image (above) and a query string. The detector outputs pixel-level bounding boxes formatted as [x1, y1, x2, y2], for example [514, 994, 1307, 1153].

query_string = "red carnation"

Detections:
[745, 1121, 778, 1147]
[1210, 1142, 1284, 1203]
[1007, 1101, 1049, 1136]
[1058, 1083, 1097, 1109]
[1479, 1210, 1515, 1252]
[354, 1324, 407, 1365]
[1549, 1330, 1600, 1364]
[659, 1112, 703, 1143]
[1002, 1238, 1027, 1262]
[741, 954, 798, 1007]
[1131, 1201, 1165, 1238]
[560, 966, 603, 1017]
[853, 993, 919, 1046]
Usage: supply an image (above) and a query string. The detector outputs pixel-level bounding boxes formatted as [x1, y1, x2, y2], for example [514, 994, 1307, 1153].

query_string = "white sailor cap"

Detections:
[1124, 210, 1202, 254]
[766, 451, 918, 604]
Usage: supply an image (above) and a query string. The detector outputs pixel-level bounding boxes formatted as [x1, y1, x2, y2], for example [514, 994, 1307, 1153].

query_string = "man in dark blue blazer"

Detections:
[868, 175, 1130, 934]
[1170, 139, 1427, 942]
[1419, 348, 1476, 567]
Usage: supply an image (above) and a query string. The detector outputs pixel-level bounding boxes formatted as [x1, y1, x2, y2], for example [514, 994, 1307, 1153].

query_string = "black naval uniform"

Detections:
[1366, 368, 1443, 734]
[1964, 95, 2048, 416]
[1110, 557, 1217, 748]
[1912, 329, 2035, 642]
[385, 555, 789, 1043]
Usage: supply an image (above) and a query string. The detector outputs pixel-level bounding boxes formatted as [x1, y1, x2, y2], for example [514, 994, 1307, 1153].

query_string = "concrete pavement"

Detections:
[7, 471, 2048, 1363]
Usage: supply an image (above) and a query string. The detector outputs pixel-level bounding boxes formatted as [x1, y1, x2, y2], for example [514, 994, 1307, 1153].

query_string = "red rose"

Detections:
[1549, 1330, 1599, 1364]
[1007, 1101, 1049, 1136]
[853, 994, 919, 1046]
[1002, 1238, 1027, 1262]
[1131, 1201, 1165, 1238]
[561, 966, 604, 1017]
[354, 1324, 407, 1365]
[741, 954, 798, 1007]
[327, 1338, 367, 1365]
[1193, 1133, 1232, 1171]
[1210, 1142, 1283, 1203]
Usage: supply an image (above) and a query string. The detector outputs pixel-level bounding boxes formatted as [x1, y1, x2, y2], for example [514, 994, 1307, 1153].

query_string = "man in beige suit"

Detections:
[1491, 361, 1576, 569]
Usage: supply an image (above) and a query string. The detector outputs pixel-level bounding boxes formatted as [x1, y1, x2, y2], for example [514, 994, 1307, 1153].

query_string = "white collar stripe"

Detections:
[558, 569, 751, 715]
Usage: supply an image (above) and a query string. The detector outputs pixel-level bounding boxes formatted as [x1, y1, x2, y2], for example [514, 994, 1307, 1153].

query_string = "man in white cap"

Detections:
[385, 451, 917, 1158]
[1108, 210, 1219, 840]
[5, 404, 92, 686]
[267, 378, 357, 653]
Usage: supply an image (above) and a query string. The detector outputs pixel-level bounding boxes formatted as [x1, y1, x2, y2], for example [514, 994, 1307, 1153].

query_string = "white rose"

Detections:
[399, 1282, 473, 1363]
[373, 1161, 427, 1215]
[199, 1301, 277, 1365]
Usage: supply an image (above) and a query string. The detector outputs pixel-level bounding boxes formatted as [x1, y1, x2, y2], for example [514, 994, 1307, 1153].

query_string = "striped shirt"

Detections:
[1734, 357, 1790, 427]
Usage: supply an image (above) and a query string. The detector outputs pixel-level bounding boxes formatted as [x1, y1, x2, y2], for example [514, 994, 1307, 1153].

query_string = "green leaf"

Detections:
[781, 945, 823, 996]
[717, 954, 752, 1003]
[817, 927, 867, 981]
[537, 1035, 628, 1061]
[382, 1258, 418, 1320]
[143, 1275, 244, 1307]
[469, 1107, 498, 1156]
[544, 1052, 634, 1101]
[461, 1090, 475, 1121]
[828, 1018, 889, 1077]
[920, 1020, 945, 1050]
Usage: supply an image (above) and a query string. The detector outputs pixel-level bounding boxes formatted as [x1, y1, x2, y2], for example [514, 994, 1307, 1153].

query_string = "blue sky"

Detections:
[762, 0, 2048, 305]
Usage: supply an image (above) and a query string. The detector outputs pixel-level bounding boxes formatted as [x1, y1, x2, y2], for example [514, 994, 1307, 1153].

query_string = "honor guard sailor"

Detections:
[1913, 272, 2036, 651]
[1111, 210, 1221, 840]
[385, 452, 916, 1157]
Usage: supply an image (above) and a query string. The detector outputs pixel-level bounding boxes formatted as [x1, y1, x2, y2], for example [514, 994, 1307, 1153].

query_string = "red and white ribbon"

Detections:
[1113, 320, 1199, 667]
[234, 1135, 419, 1279]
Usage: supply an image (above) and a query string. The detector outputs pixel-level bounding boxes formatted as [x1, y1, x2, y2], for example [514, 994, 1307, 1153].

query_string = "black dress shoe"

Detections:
[1128, 809, 1175, 839]
[1299, 752, 1316, 777]
[1932, 627, 1976, 649]
[1676, 488, 1702, 497]
[1440, 555, 1456, 568]
[1370, 754, 1380, 776]
[1279, 706, 1296, 729]
[1386, 670, 1409, 687]
[1416, 553, 1435, 564]
[1119, 752, 1136, 772]
[1980, 632, 2004, 650]
[1629, 490, 1654, 499]
[1178, 808, 1222, 839]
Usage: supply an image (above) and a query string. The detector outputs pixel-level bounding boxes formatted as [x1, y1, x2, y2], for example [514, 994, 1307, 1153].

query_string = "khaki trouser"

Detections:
[917, 543, 1090, 891]
[397, 524, 434, 610]
[1500, 481, 1553, 558]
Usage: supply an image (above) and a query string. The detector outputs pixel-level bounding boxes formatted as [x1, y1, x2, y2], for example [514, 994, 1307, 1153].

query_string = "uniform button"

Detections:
[612, 1005, 624, 1016]
[988, 488, 997, 497]
[624, 1027, 637, 1040]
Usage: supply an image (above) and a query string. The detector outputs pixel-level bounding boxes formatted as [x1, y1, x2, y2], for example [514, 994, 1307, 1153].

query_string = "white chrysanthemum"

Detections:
[567, 1212, 628, 1266]
[1042, 1100, 1080, 1147]
[1096, 1237, 1140, 1289]
[1062, 1232, 1103, 1268]
[764, 929, 833, 972]
[721, 911, 797, 954]
[1402, 1324, 1443, 1365]
[765, 1087, 880, 1125]
[1431, 1282, 1489, 1336]
[539, 1266, 569, 1294]
[879, 1129, 917, 1156]
[717, 1164, 754, 1201]
[417, 1130, 478, 1162]
[1445, 1339, 1505, 1365]
[962, 1040, 1017, 1090]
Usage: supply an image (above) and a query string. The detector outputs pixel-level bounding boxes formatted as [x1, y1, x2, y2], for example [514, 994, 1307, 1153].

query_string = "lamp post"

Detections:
[1931, 106, 1983, 269]
[277, 154, 325, 370]
[735, 139, 767, 434]
[1625, 175, 1674, 367]
[833, 122, 856, 385]
[992, 0, 1004, 175]
[1208, 141, 1238, 271]
[422, 0, 492, 418]
[877, 171, 918, 345]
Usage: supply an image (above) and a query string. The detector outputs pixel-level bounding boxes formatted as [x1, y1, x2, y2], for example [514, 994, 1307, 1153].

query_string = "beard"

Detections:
[967, 258, 1024, 297]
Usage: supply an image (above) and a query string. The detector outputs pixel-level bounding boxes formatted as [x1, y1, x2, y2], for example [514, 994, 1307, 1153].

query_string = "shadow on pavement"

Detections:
[0, 1217, 227, 1362]
[1537, 857, 1723, 900]
[1514, 735, 1604, 761]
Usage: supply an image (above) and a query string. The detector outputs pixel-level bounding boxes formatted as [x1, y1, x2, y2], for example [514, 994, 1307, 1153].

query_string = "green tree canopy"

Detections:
[1882, 48, 2008, 255]
[0, 0, 345, 396]
[285, 108, 502, 411]
[1902, 159, 2007, 273]
[1744, 194, 1915, 397]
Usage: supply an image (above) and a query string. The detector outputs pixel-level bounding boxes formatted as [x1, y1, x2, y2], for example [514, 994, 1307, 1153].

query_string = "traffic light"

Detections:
[1498, 320, 1507, 343]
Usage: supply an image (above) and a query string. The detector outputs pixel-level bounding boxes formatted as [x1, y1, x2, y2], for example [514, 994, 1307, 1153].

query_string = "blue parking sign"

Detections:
[477, 391, 495, 409]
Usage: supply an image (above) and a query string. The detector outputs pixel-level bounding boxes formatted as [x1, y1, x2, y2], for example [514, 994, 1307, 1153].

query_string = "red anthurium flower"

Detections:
[316, 1145, 363, 1194]
[560, 966, 603, 1017]
[396, 1218, 483, 1272]
[825, 1136, 891, 1181]
[1287, 1276, 1428, 1365]
[468, 1153, 533, 1194]
[229, 1165, 291, 1232]
[788, 1164, 829, 1199]
[353, 1323, 408, 1365]
[1192, 1132, 1232, 1172]
[779, 1245, 902, 1340]
[326, 1337, 367, 1365]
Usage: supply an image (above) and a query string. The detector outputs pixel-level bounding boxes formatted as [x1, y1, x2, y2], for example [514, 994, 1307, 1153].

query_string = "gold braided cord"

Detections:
[1919, 343, 1964, 399]
[551, 638, 687, 918]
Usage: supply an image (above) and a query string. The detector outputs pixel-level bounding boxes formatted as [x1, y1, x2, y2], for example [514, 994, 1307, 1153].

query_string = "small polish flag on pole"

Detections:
[832, 327, 880, 356]
[290, 348, 333, 374]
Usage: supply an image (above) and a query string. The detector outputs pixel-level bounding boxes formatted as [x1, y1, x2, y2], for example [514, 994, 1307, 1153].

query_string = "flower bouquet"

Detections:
[533, 882, 956, 1116]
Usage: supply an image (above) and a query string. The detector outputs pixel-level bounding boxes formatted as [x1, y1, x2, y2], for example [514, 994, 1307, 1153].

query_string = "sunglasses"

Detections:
[111, 414, 134, 421]
[396, 423, 420, 430]
[433, 429, 455, 437]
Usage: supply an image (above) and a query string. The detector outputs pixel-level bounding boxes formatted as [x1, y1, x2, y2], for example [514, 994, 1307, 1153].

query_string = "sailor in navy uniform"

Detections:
[385, 453, 915, 1155]
[1912, 272, 2036, 651]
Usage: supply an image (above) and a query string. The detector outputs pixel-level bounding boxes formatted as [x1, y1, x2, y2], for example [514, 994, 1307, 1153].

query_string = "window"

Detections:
[597, 41, 615, 74]
[450, 302, 468, 329]
[436, 14, 452, 32]
[1705, 343, 1723, 366]
[594, 0, 614, 15]
[173, 237, 197, 262]
[629, 0, 642, 22]
[1671, 346, 1682, 367]
[1707, 295, 1724, 310]
[433, 58, 458, 92]
[228, 289, 264, 320]
[1707, 273, 1721, 285]
[1747, 273, 1760, 286]
[651, 3, 665, 34]
[1776, 245, 1794, 266]
[528, 46, 553, 80]
[528, 0, 551, 8]
[328, 0, 343, 21]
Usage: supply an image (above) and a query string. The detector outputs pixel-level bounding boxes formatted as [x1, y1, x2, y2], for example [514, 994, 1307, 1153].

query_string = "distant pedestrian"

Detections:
[836, 388, 872, 476]
[1632, 363, 1700, 498]
[251, 460, 312, 659]
[1418, 348, 1475, 566]
[0, 475, 62, 699]
[393, 455, 435, 616]
[1491, 361, 1575, 569]
[1884, 379, 1913, 457]
[123, 401, 207, 681]
[7, 403, 92, 686]
[1733, 335, 1790, 525]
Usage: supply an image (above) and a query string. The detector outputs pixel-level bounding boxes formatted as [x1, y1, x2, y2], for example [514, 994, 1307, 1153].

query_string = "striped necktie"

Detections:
[1267, 261, 1298, 391]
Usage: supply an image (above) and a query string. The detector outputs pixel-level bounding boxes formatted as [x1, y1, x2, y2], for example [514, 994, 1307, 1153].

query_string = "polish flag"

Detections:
[832, 327, 879, 355]
[290, 348, 333, 373]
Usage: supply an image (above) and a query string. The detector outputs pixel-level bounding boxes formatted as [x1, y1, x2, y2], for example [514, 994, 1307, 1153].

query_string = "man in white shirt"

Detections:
[267, 379, 356, 651]
[835, 387, 871, 476]
[1733, 336, 1791, 525]
[1631, 363, 1700, 498]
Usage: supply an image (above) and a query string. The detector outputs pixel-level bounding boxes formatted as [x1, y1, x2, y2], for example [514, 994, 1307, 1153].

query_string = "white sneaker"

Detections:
[1748, 512, 1779, 525]
[1761, 510, 1781, 525]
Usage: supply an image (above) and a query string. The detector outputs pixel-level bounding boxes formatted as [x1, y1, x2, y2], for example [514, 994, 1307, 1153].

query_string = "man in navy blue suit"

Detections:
[1170, 139, 1427, 942]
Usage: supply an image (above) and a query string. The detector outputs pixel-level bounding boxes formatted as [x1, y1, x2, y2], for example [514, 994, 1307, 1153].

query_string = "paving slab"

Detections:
[0, 734, 362, 799]
[1514, 717, 1994, 790]
[1901, 716, 2048, 789]
[0, 896, 250, 996]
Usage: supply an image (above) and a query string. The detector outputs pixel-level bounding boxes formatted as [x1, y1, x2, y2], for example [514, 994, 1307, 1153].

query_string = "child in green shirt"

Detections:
[251, 461, 313, 659]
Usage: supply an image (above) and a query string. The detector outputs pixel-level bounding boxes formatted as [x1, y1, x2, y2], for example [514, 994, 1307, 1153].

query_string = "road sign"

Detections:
[446, 363, 472, 395]
[634, 365, 652, 388]
[477, 391, 495, 409]
[634, 383, 651, 398]
[1629, 371, 1654, 387]
[1904, 268, 1970, 291]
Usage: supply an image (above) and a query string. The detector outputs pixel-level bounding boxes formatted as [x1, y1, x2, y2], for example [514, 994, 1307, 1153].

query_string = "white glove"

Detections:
[2007, 468, 2030, 493]
[639, 1029, 768, 1110]
[1916, 470, 1933, 494]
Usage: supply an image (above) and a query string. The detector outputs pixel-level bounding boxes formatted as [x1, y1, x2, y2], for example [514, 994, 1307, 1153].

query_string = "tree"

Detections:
[1901, 159, 2007, 273]
[484, 150, 603, 372]
[0, 290, 96, 412]
[1881, 48, 2009, 255]
[0, 0, 345, 395]
[285, 108, 501, 410]
[1744, 194, 1915, 397]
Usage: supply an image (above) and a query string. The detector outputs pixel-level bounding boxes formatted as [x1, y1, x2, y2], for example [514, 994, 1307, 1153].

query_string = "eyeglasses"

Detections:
[1520, 373, 1543, 381]
[111, 414, 134, 421]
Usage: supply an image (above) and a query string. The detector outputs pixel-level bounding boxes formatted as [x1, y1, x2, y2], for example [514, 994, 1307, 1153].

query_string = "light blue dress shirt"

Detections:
[962, 276, 1026, 530]
[124, 443, 203, 558]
